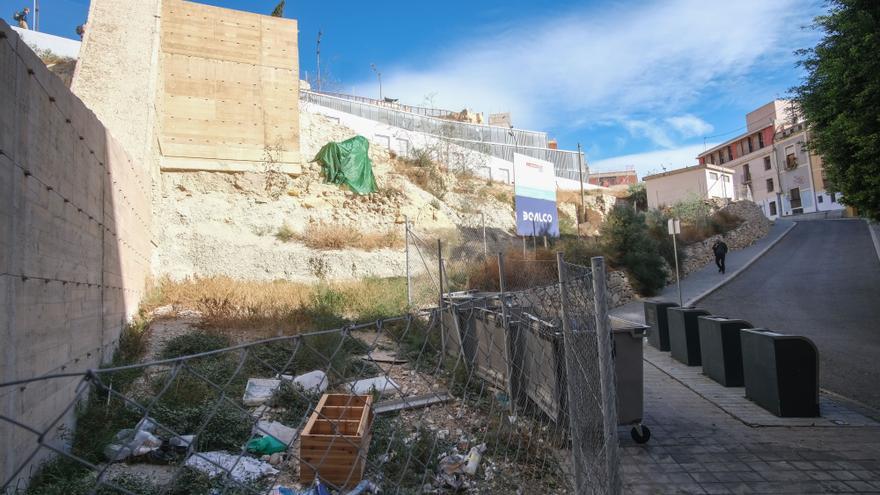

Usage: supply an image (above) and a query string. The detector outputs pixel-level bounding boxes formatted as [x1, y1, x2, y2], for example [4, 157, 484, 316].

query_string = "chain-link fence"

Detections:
[1, 254, 620, 495]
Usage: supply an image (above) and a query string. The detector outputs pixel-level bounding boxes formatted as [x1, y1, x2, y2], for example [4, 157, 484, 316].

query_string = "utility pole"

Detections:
[508, 125, 519, 186]
[370, 63, 382, 101]
[577, 143, 586, 236]
[316, 30, 322, 91]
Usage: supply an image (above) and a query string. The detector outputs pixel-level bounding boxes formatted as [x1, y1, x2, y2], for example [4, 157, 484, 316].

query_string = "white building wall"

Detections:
[10, 26, 81, 58]
[705, 169, 735, 201]
[302, 102, 515, 184]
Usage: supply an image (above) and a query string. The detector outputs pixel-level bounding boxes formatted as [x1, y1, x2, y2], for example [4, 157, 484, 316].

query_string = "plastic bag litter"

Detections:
[104, 429, 162, 461]
[169, 435, 195, 448]
[254, 420, 298, 446]
[348, 376, 399, 396]
[246, 435, 287, 455]
[185, 451, 278, 482]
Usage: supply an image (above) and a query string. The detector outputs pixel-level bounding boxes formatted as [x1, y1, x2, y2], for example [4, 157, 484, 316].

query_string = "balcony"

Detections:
[741, 172, 752, 185]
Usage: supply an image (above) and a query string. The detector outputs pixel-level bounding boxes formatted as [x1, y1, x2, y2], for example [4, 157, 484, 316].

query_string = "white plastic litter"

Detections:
[280, 370, 328, 394]
[242, 378, 281, 406]
[463, 443, 486, 475]
[170, 435, 195, 448]
[185, 451, 279, 482]
[254, 420, 298, 446]
[103, 429, 162, 461]
[135, 417, 157, 433]
[348, 376, 399, 396]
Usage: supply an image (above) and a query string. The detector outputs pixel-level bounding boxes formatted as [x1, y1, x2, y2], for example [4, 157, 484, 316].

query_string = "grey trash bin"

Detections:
[667, 307, 711, 366]
[611, 317, 651, 443]
[741, 329, 820, 417]
[644, 300, 678, 351]
[698, 316, 752, 387]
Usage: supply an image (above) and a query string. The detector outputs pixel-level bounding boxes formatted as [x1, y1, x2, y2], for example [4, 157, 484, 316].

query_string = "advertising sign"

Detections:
[514, 153, 559, 237]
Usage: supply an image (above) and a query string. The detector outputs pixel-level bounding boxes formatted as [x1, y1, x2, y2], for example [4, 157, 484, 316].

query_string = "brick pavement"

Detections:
[618, 360, 880, 494]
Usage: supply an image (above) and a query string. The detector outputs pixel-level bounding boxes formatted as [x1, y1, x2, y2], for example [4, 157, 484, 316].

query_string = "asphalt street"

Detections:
[699, 220, 880, 411]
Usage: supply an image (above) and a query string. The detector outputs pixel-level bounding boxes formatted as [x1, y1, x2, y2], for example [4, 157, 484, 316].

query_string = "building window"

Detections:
[758, 132, 764, 148]
[743, 164, 751, 183]
[785, 145, 797, 169]
[769, 201, 777, 216]
[766, 178, 774, 192]
[818, 195, 824, 204]
[709, 172, 718, 180]
[764, 156, 771, 170]
[830, 193, 836, 203]
[722, 175, 730, 183]
[747, 137, 753, 154]
[727, 146, 733, 161]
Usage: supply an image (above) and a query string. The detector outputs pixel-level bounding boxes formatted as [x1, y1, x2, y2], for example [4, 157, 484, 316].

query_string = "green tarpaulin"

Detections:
[312, 135, 378, 195]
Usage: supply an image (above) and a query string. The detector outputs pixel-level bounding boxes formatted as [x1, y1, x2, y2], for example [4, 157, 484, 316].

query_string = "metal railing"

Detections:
[300, 90, 586, 181]
[312, 91, 458, 119]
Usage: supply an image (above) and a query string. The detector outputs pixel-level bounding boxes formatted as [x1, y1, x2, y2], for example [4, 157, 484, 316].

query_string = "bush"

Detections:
[160, 332, 232, 360]
[601, 205, 667, 295]
[294, 223, 404, 251]
[275, 222, 296, 242]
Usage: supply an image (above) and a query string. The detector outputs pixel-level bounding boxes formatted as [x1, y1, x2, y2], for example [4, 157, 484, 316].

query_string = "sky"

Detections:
[18, 0, 826, 178]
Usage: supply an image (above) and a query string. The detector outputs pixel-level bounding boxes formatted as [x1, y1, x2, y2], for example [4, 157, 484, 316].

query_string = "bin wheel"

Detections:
[630, 425, 651, 444]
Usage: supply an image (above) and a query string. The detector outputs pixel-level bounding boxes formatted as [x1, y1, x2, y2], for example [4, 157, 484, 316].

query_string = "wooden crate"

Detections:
[299, 394, 374, 488]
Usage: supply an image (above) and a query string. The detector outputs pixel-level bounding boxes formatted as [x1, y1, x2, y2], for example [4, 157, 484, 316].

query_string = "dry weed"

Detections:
[295, 223, 404, 251]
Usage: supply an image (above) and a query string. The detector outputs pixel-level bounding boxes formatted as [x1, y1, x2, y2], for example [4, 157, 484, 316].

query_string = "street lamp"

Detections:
[370, 63, 382, 101]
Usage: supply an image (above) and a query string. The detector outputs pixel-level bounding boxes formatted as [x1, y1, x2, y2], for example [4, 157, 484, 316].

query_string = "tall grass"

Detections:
[284, 223, 404, 251]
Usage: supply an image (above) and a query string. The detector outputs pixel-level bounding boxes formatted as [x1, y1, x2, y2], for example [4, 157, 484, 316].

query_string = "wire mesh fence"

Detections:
[1, 256, 620, 495]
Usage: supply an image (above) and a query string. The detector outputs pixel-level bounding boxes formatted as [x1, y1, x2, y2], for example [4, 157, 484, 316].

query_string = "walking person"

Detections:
[13, 7, 29, 29]
[712, 239, 729, 274]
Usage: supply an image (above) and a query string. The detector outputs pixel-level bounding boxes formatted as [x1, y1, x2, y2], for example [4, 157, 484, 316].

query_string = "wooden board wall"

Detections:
[159, 0, 300, 167]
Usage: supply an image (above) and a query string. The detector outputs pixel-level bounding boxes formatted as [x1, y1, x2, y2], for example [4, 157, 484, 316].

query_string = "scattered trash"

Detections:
[374, 392, 452, 414]
[254, 420, 298, 446]
[270, 481, 333, 495]
[185, 451, 278, 482]
[463, 443, 486, 475]
[242, 378, 281, 406]
[435, 443, 487, 489]
[104, 429, 162, 461]
[348, 376, 399, 396]
[345, 479, 379, 494]
[361, 349, 407, 364]
[246, 435, 287, 455]
[169, 435, 195, 448]
[280, 370, 329, 394]
[135, 417, 158, 433]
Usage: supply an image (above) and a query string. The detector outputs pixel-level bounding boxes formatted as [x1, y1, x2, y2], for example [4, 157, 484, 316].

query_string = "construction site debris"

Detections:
[345, 479, 380, 494]
[373, 392, 452, 414]
[300, 394, 374, 488]
[361, 349, 407, 364]
[246, 435, 287, 455]
[243, 378, 282, 406]
[280, 369, 329, 394]
[255, 420, 298, 445]
[184, 451, 279, 482]
[348, 376, 399, 396]
[103, 429, 162, 461]
[169, 435, 194, 448]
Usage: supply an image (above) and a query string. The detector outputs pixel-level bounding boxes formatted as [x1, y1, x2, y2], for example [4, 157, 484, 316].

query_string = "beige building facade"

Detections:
[644, 164, 735, 209]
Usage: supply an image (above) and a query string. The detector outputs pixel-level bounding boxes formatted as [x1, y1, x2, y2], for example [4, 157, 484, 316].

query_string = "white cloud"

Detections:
[351, 0, 818, 132]
[664, 115, 714, 138]
[588, 143, 716, 180]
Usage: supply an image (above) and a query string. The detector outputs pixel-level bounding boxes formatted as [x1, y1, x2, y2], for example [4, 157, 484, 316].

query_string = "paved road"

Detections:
[699, 220, 880, 411]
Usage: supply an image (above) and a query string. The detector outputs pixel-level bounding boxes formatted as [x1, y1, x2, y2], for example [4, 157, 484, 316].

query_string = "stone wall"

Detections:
[608, 270, 635, 308]
[681, 200, 771, 276]
[0, 20, 153, 485]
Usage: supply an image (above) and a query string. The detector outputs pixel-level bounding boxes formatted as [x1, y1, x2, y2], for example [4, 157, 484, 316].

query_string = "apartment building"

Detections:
[644, 163, 735, 209]
[697, 100, 844, 219]
[588, 169, 638, 188]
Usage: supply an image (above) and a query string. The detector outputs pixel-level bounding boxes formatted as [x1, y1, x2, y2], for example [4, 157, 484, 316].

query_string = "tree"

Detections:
[627, 182, 647, 211]
[601, 205, 667, 295]
[270, 0, 285, 17]
[792, 1, 880, 219]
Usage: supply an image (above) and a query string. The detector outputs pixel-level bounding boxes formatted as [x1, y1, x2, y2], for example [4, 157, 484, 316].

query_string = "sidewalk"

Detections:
[611, 219, 796, 324]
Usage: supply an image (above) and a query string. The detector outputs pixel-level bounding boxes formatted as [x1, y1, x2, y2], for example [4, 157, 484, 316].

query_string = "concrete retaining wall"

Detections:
[0, 19, 153, 486]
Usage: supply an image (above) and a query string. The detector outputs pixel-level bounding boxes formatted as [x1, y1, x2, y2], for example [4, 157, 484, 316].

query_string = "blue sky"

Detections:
[20, 0, 825, 177]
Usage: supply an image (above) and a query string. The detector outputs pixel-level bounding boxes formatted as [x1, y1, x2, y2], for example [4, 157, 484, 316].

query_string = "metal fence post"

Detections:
[590, 256, 622, 494]
[405, 215, 412, 306]
[482, 212, 488, 257]
[438, 240, 446, 356]
[496, 252, 516, 411]
[557, 252, 586, 493]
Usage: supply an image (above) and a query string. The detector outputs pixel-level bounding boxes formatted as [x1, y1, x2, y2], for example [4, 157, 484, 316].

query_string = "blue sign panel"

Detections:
[515, 195, 559, 237]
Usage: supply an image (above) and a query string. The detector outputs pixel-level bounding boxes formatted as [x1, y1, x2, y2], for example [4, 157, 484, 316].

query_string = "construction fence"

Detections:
[0, 254, 621, 494]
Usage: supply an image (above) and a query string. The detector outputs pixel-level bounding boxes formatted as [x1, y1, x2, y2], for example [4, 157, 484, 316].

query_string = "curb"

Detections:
[686, 222, 798, 306]
[867, 219, 880, 265]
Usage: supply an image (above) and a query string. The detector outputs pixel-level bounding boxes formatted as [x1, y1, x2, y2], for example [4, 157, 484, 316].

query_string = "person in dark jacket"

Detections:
[712, 239, 729, 274]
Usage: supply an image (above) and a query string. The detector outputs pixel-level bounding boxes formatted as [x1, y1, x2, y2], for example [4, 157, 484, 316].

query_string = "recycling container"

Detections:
[740, 329, 820, 417]
[698, 316, 752, 386]
[611, 317, 651, 443]
[643, 300, 678, 351]
[667, 307, 710, 366]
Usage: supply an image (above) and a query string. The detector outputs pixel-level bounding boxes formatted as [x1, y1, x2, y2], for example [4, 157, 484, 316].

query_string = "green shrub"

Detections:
[160, 332, 232, 360]
[644, 209, 682, 268]
[275, 222, 296, 242]
[601, 205, 667, 295]
[557, 236, 605, 266]
[268, 381, 322, 427]
[558, 213, 577, 237]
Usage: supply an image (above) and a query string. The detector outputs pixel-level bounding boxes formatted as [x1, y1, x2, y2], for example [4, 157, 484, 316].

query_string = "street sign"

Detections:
[667, 218, 681, 235]
[514, 153, 559, 237]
